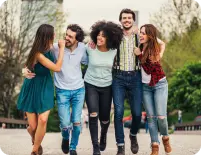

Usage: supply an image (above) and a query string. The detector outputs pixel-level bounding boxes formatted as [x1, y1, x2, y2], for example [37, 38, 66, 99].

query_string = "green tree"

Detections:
[161, 27, 201, 77]
[168, 62, 201, 113]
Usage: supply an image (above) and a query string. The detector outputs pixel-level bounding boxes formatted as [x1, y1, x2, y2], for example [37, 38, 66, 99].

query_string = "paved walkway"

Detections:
[0, 126, 201, 155]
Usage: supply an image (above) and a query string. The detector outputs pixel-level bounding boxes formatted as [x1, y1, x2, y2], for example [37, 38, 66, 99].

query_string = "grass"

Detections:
[168, 112, 197, 126]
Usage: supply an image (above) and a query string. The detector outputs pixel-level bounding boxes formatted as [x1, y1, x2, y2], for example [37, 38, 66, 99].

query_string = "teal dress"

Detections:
[17, 51, 54, 114]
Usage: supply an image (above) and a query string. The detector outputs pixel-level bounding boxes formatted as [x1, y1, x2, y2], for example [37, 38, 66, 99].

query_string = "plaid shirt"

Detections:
[117, 33, 139, 71]
[139, 54, 165, 86]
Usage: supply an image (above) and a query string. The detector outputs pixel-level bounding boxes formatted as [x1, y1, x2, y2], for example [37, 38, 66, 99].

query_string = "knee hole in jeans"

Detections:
[90, 112, 98, 117]
[158, 116, 166, 119]
[62, 126, 72, 132]
[147, 116, 156, 118]
[101, 120, 109, 124]
[73, 122, 81, 126]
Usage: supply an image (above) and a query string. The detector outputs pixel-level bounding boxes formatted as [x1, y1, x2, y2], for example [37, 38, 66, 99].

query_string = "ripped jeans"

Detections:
[56, 87, 85, 150]
[85, 82, 112, 146]
[143, 78, 169, 143]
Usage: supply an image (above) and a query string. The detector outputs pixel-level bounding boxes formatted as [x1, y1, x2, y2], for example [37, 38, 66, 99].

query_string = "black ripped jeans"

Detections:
[85, 82, 112, 146]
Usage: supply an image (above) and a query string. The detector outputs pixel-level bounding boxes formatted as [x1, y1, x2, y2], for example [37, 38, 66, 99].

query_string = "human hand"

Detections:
[134, 47, 141, 56]
[132, 25, 139, 34]
[22, 67, 35, 79]
[58, 40, 65, 49]
[88, 41, 96, 49]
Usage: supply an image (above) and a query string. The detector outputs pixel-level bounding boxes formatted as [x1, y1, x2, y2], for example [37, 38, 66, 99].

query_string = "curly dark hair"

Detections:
[90, 21, 123, 50]
[119, 8, 135, 21]
[67, 24, 84, 42]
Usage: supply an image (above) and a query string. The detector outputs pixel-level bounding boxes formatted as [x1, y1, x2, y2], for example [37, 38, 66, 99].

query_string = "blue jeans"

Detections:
[112, 70, 143, 145]
[143, 78, 169, 143]
[56, 87, 85, 150]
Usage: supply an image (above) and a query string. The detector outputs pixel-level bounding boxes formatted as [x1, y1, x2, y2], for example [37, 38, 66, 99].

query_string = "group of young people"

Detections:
[18, 8, 172, 155]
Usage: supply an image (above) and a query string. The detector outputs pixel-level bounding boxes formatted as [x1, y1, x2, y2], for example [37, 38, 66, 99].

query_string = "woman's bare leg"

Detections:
[26, 112, 38, 144]
[32, 110, 50, 153]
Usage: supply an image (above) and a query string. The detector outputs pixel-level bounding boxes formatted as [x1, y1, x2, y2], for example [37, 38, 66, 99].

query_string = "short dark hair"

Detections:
[119, 8, 135, 21]
[67, 24, 84, 42]
[90, 21, 123, 50]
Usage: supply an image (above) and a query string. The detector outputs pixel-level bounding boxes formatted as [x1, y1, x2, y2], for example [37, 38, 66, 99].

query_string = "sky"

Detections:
[63, 0, 169, 31]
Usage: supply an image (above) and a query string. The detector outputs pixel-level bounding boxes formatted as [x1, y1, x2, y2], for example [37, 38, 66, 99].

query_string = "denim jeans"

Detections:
[112, 70, 143, 145]
[85, 82, 112, 145]
[143, 78, 169, 143]
[56, 86, 85, 150]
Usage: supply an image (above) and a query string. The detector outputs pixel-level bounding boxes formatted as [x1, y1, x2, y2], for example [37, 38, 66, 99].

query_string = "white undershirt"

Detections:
[141, 67, 151, 84]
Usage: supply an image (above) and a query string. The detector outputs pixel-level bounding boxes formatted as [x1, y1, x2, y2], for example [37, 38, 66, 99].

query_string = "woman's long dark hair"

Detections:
[140, 24, 160, 64]
[25, 24, 54, 69]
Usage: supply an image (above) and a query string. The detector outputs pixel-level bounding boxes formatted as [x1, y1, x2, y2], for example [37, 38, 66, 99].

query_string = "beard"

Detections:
[123, 25, 133, 30]
[65, 40, 73, 48]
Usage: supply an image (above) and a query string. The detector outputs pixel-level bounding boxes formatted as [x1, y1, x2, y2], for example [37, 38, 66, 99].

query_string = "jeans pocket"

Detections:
[156, 78, 168, 87]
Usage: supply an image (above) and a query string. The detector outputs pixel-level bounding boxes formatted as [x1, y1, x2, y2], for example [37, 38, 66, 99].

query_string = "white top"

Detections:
[141, 67, 151, 84]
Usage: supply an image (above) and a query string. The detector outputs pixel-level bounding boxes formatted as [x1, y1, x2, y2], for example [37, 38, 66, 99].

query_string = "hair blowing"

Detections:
[25, 24, 54, 69]
[140, 24, 160, 64]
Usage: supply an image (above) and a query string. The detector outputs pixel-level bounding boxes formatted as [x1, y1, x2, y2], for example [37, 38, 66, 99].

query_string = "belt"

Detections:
[113, 69, 140, 75]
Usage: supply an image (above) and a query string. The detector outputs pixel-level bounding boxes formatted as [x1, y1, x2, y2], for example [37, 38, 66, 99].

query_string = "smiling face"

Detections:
[64, 29, 78, 48]
[140, 26, 149, 44]
[97, 31, 107, 47]
[120, 13, 134, 30]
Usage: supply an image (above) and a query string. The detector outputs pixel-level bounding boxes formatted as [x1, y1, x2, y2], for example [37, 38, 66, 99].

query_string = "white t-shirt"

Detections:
[141, 67, 151, 84]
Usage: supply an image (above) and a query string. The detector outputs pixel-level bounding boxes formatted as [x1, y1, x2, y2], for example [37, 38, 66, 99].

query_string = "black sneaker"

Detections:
[61, 138, 69, 154]
[70, 150, 77, 155]
[116, 145, 125, 155]
[93, 143, 101, 155]
[129, 135, 139, 154]
[100, 131, 107, 151]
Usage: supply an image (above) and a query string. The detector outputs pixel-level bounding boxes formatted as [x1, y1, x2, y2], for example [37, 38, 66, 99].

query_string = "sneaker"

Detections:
[70, 150, 77, 155]
[129, 135, 139, 154]
[162, 136, 172, 154]
[61, 138, 69, 154]
[150, 144, 159, 155]
[116, 145, 125, 155]
[100, 131, 107, 151]
[93, 143, 101, 155]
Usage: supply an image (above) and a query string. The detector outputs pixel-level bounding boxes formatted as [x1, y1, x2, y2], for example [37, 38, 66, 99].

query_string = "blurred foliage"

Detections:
[47, 105, 60, 132]
[168, 112, 198, 126]
[168, 62, 201, 113]
[162, 27, 201, 77]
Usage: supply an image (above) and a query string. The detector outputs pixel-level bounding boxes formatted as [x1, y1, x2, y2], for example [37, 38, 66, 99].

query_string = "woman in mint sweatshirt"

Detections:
[84, 21, 123, 155]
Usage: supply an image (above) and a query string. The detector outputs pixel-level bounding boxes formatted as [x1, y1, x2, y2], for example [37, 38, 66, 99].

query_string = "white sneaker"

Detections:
[195, 148, 201, 155]
[0, 148, 7, 155]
